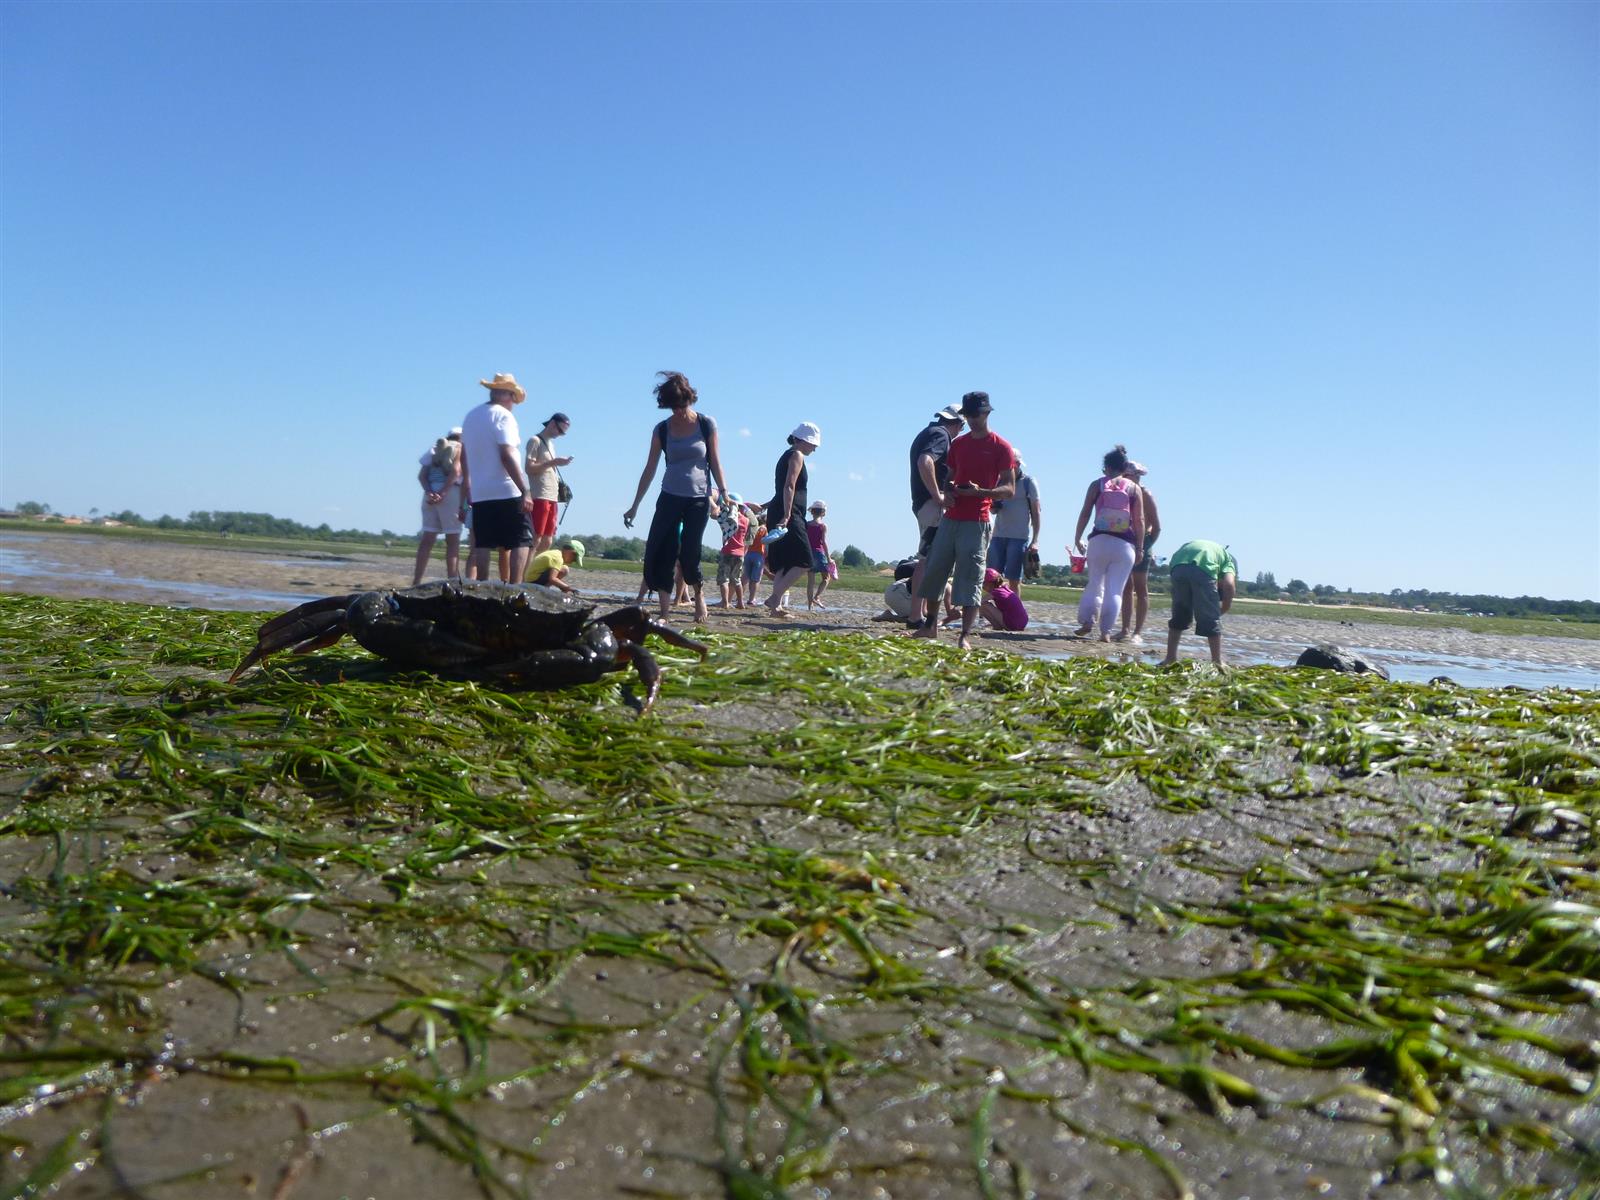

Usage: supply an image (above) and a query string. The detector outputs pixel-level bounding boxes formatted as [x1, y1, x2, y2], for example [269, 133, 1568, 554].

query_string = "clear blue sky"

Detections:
[3, 2, 1596, 599]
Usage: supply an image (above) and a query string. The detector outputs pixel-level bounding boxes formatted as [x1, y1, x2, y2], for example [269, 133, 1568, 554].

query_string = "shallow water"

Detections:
[0, 544, 318, 608]
[1228, 633, 1600, 689]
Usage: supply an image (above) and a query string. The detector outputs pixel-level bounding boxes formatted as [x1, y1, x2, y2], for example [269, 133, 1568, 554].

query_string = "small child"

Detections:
[1158, 539, 1238, 668]
[712, 491, 750, 608]
[805, 501, 831, 609]
[980, 567, 1029, 632]
[527, 538, 586, 593]
[744, 508, 768, 599]
[424, 434, 462, 499]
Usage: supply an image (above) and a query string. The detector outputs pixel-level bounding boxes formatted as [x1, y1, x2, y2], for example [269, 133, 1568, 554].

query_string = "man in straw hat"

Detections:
[460, 372, 537, 583]
[912, 391, 1015, 651]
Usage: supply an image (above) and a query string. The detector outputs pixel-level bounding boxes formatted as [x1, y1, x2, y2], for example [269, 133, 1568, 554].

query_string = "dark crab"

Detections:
[229, 581, 707, 713]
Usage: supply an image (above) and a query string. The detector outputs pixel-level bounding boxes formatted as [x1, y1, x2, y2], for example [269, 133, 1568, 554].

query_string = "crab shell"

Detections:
[229, 581, 707, 713]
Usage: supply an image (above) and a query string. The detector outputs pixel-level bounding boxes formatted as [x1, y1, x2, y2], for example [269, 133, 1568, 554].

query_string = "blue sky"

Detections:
[3, 1, 1596, 599]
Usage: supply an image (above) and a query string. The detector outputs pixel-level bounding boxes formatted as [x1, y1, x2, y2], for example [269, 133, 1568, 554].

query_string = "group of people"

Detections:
[411, 373, 579, 588]
[412, 370, 1239, 667]
[902, 391, 1237, 664]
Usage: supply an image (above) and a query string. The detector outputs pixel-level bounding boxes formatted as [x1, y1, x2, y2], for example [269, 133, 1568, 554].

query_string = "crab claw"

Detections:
[622, 644, 664, 715]
[229, 595, 354, 683]
[597, 608, 709, 661]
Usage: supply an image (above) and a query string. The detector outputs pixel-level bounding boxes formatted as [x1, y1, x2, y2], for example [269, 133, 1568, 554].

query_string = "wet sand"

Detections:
[3, 530, 1597, 688]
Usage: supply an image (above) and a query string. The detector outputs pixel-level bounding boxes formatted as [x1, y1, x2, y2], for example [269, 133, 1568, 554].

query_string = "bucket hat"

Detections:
[790, 421, 822, 447]
[959, 391, 992, 416]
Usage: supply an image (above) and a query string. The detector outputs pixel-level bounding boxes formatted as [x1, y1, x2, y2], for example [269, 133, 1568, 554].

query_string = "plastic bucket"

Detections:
[1070, 553, 1087, 574]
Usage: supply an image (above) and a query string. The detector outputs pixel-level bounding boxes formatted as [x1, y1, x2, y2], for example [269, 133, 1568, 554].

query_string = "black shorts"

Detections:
[470, 498, 534, 550]
[917, 522, 940, 558]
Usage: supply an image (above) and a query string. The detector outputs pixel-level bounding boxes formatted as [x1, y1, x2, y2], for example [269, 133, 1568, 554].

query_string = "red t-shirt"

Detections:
[945, 432, 1016, 522]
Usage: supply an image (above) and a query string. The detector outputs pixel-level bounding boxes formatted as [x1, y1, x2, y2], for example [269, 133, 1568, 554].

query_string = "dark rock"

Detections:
[1295, 643, 1391, 679]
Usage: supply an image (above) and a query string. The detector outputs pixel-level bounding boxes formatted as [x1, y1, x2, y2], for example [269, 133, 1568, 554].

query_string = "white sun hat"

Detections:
[790, 421, 821, 447]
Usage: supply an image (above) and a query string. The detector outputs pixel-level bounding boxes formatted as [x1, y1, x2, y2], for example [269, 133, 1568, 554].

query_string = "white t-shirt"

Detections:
[524, 433, 561, 502]
[460, 402, 523, 502]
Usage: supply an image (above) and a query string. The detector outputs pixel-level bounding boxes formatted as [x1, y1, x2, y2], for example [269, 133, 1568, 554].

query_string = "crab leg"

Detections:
[597, 609, 709, 661]
[229, 596, 353, 683]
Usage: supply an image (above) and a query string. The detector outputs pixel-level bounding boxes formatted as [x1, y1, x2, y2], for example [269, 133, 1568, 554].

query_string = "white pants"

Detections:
[1078, 536, 1135, 633]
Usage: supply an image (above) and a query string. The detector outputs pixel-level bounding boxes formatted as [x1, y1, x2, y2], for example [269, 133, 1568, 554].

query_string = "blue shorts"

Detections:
[744, 552, 765, 585]
[986, 535, 1027, 581]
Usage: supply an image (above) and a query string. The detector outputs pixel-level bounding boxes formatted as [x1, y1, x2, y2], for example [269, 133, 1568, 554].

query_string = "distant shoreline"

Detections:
[3, 521, 1594, 643]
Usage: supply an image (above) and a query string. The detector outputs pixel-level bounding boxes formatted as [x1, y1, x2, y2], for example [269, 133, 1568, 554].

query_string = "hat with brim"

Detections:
[790, 421, 822, 447]
[959, 391, 992, 416]
[448, 427, 463, 439]
[1127, 461, 1148, 477]
[479, 373, 526, 399]
[933, 405, 963, 423]
[563, 538, 585, 567]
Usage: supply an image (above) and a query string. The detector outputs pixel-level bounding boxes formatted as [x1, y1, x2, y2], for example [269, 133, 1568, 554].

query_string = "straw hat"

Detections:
[479, 373, 526, 399]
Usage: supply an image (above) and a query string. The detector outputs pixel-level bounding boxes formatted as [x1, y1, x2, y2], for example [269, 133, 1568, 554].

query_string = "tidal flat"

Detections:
[0, 593, 1596, 1199]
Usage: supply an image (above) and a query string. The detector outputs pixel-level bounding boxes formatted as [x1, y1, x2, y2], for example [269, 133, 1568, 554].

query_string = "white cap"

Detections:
[790, 421, 822, 447]
[448, 426, 463, 438]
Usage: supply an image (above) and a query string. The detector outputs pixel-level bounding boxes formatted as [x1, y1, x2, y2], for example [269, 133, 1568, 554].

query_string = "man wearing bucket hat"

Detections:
[460, 373, 536, 583]
[907, 404, 966, 629]
[913, 392, 1015, 651]
[526, 537, 586, 594]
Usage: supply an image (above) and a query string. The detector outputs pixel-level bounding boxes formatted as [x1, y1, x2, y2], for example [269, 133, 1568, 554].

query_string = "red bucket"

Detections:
[1070, 553, 1087, 574]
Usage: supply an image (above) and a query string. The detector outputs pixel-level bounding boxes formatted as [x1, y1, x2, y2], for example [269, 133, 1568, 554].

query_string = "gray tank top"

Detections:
[657, 413, 716, 498]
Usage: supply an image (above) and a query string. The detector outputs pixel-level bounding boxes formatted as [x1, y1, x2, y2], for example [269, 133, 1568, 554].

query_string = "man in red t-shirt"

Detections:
[912, 391, 1016, 650]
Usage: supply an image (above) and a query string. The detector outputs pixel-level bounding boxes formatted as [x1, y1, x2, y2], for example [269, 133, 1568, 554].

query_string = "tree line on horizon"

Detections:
[10, 500, 1597, 620]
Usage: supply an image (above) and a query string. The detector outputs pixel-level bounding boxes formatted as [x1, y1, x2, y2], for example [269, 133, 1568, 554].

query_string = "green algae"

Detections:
[0, 592, 1595, 1198]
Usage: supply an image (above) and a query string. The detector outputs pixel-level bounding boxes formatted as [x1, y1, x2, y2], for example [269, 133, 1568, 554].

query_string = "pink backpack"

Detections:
[1093, 476, 1135, 535]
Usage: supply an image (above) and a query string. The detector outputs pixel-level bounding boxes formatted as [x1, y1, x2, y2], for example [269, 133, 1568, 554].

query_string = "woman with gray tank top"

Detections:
[622, 371, 730, 624]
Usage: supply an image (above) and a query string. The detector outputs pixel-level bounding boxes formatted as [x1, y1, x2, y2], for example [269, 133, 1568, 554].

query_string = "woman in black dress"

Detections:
[762, 422, 822, 616]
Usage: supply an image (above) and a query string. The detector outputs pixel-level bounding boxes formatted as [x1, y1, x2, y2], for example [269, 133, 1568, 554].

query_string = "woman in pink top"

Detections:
[1071, 444, 1145, 640]
[805, 500, 832, 610]
[980, 568, 1029, 632]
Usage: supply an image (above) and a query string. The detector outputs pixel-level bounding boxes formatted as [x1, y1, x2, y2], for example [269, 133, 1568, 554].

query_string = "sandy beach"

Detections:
[2, 529, 1596, 688]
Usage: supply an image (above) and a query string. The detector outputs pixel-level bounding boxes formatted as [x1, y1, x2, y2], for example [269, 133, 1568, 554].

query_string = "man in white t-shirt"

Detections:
[460, 372, 536, 582]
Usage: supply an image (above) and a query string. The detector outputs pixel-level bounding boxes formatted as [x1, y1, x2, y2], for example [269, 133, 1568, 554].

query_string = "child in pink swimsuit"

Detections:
[980, 567, 1029, 632]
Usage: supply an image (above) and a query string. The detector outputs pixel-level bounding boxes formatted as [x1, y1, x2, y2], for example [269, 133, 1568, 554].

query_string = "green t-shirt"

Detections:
[527, 549, 565, 581]
[1168, 540, 1237, 580]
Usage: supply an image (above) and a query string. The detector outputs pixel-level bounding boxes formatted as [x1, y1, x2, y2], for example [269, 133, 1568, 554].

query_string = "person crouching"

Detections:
[527, 538, 586, 594]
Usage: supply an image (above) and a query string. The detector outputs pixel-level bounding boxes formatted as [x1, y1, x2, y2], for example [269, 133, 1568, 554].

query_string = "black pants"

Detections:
[644, 492, 710, 593]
